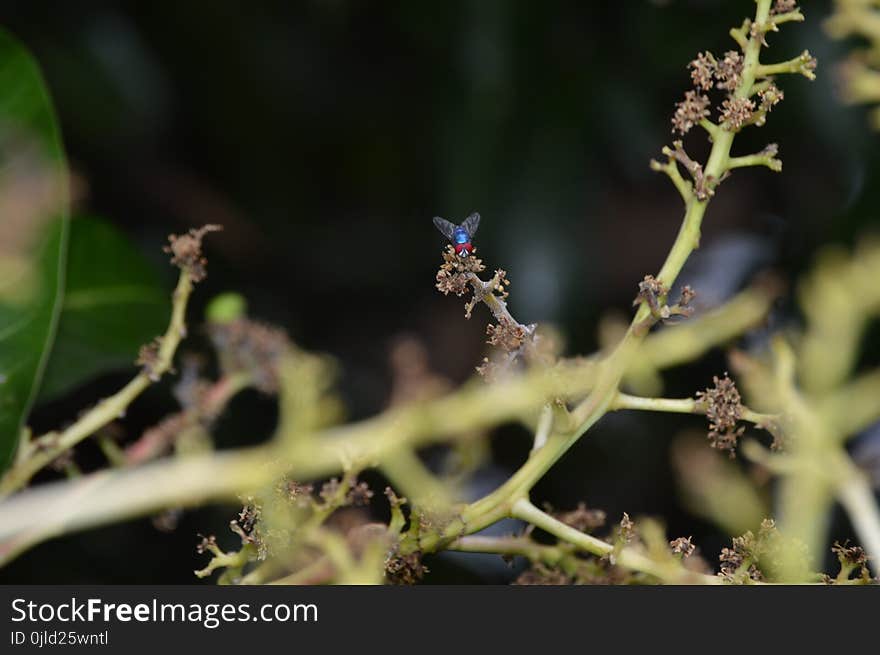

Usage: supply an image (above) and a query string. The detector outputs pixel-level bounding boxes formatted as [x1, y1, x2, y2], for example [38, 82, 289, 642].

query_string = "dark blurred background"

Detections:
[0, 0, 877, 583]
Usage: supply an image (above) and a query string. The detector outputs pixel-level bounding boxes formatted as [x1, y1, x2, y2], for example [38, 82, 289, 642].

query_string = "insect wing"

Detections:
[461, 212, 481, 238]
[432, 216, 457, 241]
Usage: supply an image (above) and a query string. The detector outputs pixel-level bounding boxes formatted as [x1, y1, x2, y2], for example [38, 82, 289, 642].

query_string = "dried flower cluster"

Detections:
[135, 336, 164, 381]
[670, 536, 696, 558]
[618, 512, 635, 543]
[514, 504, 639, 585]
[718, 518, 811, 583]
[755, 85, 784, 125]
[195, 469, 383, 582]
[384, 486, 406, 511]
[672, 90, 711, 135]
[719, 542, 761, 582]
[553, 502, 607, 534]
[632, 275, 696, 334]
[719, 96, 756, 131]
[319, 476, 374, 507]
[634, 275, 667, 310]
[513, 563, 571, 585]
[164, 224, 223, 282]
[696, 375, 745, 457]
[384, 551, 429, 585]
[716, 51, 745, 92]
[832, 539, 868, 568]
[277, 479, 315, 508]
[435, 233, 538, 380]
[825, 540, 873, 584]
[230, 497, 268, 559]
[689, 51, 715, 91]
[654, 1, 816, 204]
[435, 245, 485, 297]
[486, 317, 527, 351]
[512, 508, 715, 585]
[196, 534, 218, 555]
[209, 318, 291, 393]
[772, 0, 797, 15]
[672, 48, 747, 135]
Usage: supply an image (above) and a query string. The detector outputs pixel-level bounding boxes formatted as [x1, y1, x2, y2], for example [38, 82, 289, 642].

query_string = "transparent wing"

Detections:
[432, 216, 456, 241]
[461, 212, 481, 237]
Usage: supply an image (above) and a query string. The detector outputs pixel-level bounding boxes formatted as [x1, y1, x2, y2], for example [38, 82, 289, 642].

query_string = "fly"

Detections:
[433, 212, 481, 256]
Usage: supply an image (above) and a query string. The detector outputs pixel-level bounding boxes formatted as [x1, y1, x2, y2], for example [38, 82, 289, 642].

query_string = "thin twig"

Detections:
[0, 270, 195, 496]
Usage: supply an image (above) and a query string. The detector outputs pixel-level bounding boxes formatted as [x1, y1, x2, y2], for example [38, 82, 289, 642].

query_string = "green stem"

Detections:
[728, 153, 782, 171]
[611, 394, 697, 414]
[612, 392, 779, 427]
[819, 367, 880, 439]
[756, 52, 816, 79]
[448, 534, 580, 571]
[834, 467, 880, 576]
[0, 271, 193, 497]
[380, 448, 453, 506]
[767, 10, 804, 27]
[510, 498, 719, 584]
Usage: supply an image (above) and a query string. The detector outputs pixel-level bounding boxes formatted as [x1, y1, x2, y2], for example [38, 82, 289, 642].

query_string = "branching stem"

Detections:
[0, 270, 194, 497]
[509, 498, 720, 584]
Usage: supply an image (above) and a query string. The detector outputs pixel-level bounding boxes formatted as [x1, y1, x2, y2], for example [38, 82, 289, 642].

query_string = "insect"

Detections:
[432, 212, 481, 256]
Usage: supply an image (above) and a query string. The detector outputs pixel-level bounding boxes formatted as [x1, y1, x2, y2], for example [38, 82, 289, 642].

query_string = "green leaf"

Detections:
[38, 216, 169, 401]
[0, 29, 69, 470]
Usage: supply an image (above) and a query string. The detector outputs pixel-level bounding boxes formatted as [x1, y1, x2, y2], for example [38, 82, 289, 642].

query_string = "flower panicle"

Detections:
[434, 237, 544, 381]
[656, 1, 815, 202]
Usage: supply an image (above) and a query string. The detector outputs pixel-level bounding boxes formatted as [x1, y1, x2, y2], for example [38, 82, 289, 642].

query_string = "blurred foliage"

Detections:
[0, 27, 68, 469]
[205, 292, 247, 325]
[826, 0, 880, 129]
[38, 215, 167, 401]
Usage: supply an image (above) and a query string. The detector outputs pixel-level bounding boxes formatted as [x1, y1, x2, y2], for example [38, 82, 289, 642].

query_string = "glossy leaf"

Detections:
[37, 216, 169, 401]
[0, 29, 69, 470]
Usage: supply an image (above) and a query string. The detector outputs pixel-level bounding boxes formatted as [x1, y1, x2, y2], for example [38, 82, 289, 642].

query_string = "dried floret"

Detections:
[672, 90, 710, 135]
[136, 336, 164, 381]
[633, 274, 668, 315]
[385, 551, 429, 585]
[670, 536, 696, 558]
[164, 224, 222, 283]
[720, 96, 756, 130]
[208, 318, 291, 393]
[435, 245, 485, 296]
[514, 563, 571, 585]
[697, 375, 745, 456]
[196, 534, 219, 554]
[347, 481, 374, 507]
[716, 51, 744, 92]
[771, 0, 797, 15]
[619, 512, 635, 543]
[486, 317, 527, 351]
[553, 502, 607, 534]
[689, 52, 716, 91]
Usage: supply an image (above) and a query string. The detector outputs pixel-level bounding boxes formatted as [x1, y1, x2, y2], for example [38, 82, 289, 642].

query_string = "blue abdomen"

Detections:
[453, 227, 470, 244]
